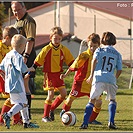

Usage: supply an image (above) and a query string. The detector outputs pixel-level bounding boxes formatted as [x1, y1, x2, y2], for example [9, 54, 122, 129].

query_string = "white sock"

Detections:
[20, 106, 30, 124]
[7, 104, 23, 117]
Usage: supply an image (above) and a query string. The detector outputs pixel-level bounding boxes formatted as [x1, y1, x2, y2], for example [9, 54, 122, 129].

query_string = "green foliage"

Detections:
[0, 3, 7, 39]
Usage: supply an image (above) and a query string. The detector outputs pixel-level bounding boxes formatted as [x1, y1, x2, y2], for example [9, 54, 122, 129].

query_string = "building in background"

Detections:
[3, 1, 133, 62]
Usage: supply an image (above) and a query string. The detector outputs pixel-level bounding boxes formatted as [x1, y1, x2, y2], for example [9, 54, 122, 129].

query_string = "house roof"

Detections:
[27, 2, 133, 21]
[77, 2, 133, 20]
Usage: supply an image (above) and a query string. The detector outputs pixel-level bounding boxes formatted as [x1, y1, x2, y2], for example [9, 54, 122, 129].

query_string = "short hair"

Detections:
[87, 33, 100, 45]
[11, 34, 27, 48]
[11, 1, 25, 7]
[50, 26, 63, 38]
[3, 26, 18, 39]
[101, 32, 116, 46]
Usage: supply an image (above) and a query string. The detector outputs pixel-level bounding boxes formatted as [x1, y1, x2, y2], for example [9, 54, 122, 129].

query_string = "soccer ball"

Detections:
[61, 111, 76, 126]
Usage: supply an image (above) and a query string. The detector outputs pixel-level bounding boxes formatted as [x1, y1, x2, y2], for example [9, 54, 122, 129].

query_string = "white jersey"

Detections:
[0, 50, 28, 93]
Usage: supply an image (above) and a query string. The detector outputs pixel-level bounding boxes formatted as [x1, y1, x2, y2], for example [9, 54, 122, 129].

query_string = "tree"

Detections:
[0, 3, 7, 39]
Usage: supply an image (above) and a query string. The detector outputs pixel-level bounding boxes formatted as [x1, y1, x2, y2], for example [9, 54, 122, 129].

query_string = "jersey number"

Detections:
[101, 56, 114, 72]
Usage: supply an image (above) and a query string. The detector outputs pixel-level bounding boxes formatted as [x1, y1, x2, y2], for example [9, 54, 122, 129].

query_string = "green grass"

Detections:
[0, 66, 133, 132]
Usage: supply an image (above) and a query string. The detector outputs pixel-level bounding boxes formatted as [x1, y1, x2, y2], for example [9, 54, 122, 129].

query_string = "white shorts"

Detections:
[90, 82, 118, 100]
[10, 92, 27, 105]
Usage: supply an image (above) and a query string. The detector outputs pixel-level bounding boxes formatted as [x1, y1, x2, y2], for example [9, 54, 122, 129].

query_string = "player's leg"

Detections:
[42, 89, 54, 122]
[20, 104, 39, 128]
[107, 83, 117, 129]
[108, 100, 117, 129]
[0, 98, 11, 125]
[80, 82, 103, 129]
[2, 103, 24, 129]
[0, 97, 22, 125]
[50, 88, 67, 121]
[24, 77, 32, 119]
[89, 97, 102, 124]
[60, 95, 76, 117]
[80, 99, 95, 129]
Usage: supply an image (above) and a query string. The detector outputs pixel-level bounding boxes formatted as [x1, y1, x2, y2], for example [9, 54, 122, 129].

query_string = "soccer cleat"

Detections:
[89, 120, 102, 125]
[2, 113, 10, 129]
[60, 110, 65, 118]
[49, 111, 54, 121]
[108, 122, 117, 129]
[79, 124, 88, 129]
[42, 117, 52, 122]
[23, 122, 39, 128]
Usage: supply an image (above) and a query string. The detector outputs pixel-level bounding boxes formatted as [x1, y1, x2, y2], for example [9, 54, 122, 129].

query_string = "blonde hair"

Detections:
[3, 26, 18, 39]
[50, 26, 63, 38]
[11, 34, 27, 48]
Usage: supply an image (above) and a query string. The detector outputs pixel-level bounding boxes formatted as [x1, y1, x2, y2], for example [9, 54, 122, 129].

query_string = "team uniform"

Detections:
[0, 50, 30, 128]
[90, 46, 122, 100]
[0, 41, 22, 125]
[34, 42, 74, 90]
[62, 48, 101, 122]
[81, 45, 122, 128]
[34, 42, 74, 118]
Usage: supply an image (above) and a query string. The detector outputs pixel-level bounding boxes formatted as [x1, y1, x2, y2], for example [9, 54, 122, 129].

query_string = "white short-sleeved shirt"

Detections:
[0, 50, 28, 94]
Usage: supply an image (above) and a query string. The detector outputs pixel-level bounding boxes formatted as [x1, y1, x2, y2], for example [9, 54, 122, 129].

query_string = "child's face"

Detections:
[50, 34, 62, 47]
[2, 36, 11, 46]
[88, 41, 99, 53]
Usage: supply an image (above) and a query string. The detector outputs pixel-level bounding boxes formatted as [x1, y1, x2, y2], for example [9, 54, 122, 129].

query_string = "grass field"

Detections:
[0, 66, 133, 132]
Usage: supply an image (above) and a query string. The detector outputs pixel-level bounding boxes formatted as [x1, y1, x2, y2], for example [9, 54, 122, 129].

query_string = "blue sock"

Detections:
[83, 103, 94, 125]
[108, 101, 117, 124]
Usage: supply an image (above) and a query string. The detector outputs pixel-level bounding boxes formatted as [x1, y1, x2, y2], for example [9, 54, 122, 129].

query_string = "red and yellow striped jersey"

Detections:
[69, 48, 93, 93]
[34, 42, 74, 73]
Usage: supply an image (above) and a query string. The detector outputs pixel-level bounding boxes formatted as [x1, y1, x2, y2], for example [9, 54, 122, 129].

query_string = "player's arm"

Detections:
[60, 69, 72, 80]
[86, 58, 97, 84]
[115, 70, 122, 79]
[24, 63, 38, 79]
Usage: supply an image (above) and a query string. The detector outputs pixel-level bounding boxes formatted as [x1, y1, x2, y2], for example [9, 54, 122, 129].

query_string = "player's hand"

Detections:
[60, 74, 66, 80]
[28, 67, 35, 72]
[86, 76, 93, 84]
[24, 73, 30, 79]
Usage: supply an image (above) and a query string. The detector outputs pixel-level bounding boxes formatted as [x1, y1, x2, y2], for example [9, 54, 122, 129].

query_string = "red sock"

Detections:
[0, 105, 10, 123]
[62, 103, 71, 112]
[51, 96, 64, 111]
[89, 111, 99, 122]
[13, 112, 23, 125]
[43, 103, 51, 118]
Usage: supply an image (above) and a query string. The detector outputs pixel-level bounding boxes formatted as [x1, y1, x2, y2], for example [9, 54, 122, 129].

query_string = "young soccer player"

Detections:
[79, 32, 122, 129]
[33, 26, 74, 122]
[0, 26, 23, 125]
[0, 34, 39, 129]
[60, 33, 102, 124]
